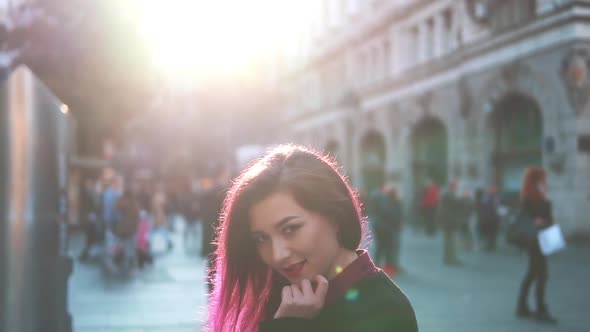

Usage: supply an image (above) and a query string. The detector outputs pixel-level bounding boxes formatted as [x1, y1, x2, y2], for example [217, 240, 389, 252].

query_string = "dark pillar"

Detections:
[0, 67, 9, 332]
[0, 67, 72, 332]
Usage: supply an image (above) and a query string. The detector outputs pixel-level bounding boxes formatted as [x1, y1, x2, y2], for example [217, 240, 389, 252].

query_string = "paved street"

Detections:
[394, 229, 590, 332]
[68, 221, 590, 332]
[69, 219, 208, 332]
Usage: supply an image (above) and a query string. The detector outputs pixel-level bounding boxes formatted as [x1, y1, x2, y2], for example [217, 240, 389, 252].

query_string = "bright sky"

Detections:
[132, 0, 317, 83]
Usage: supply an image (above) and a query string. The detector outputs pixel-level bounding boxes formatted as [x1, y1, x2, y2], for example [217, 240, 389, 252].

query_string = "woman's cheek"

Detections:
[257, 244, 272, 266]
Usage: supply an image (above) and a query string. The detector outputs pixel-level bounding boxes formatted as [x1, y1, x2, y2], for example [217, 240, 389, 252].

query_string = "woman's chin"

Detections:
[283, 272, 312, 284]
[298, 273, 320, 285]
[283, 273, 300, 283]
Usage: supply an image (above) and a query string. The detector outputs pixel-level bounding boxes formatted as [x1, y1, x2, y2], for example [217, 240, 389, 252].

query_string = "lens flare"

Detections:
[132, 0, 317, 82]
[345, 289, 359, 301]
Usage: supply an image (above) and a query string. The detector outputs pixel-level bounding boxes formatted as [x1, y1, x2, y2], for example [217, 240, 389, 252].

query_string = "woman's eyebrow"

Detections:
[250, 216, 300, 234]
[274, 216, 299, 229]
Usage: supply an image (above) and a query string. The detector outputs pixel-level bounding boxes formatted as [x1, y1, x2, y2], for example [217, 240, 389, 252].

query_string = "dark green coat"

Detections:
[369, 191, 403, 232]
[259, 271, 418, 332]
[436, 191, 462, 230]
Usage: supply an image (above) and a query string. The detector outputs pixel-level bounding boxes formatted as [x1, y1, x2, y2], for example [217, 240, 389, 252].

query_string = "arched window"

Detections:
[360, 131, 386, 192]
[491, 93, 543, 196]
[412, 117, 448, 187]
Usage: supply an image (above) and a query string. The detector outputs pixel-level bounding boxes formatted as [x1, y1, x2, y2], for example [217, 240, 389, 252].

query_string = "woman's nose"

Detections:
[271, 239, 291, 263]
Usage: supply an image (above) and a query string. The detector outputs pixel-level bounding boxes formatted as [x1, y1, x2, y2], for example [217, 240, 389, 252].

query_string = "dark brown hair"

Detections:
[207, 145, 365, 331]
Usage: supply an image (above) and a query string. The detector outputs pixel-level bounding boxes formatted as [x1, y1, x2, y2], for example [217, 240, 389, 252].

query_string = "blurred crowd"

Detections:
[77, 170, 511, 278]
[76, 166, 229, 278]
[362, 178, 511, 275]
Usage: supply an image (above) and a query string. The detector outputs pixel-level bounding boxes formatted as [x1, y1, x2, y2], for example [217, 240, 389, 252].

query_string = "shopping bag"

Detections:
[537, 224, 566, 256]
[150, 230, 168, 254]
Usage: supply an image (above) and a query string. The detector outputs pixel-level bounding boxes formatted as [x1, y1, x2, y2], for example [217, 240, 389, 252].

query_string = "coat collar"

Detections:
[325, 250, 379, 306]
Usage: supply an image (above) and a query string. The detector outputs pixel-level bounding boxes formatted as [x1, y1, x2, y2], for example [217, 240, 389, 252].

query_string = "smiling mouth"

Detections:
[283, 261, 306, 277]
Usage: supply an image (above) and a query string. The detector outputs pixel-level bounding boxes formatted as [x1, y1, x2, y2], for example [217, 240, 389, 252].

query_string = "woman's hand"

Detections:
[273, 275, 329, 319]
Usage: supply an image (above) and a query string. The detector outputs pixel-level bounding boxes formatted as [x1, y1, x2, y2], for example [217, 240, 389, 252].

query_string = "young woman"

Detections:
[207, 145, 417, 332]
[516, 167, 557, 323]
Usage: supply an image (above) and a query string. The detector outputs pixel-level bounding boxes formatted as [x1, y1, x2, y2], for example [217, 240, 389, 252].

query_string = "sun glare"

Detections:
[134, 0, 316, 82]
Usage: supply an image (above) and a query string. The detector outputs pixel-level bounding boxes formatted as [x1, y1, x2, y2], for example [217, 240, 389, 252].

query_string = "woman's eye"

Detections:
[252, 235, 267, 244]
[283, 224, 301, 235]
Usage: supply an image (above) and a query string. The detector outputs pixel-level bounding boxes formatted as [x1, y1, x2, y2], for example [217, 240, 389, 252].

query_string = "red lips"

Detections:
[283, 261, 306, 278]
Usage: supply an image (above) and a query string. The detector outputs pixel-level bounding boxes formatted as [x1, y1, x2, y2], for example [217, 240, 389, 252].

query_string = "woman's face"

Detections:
[249, 191, 346, 284]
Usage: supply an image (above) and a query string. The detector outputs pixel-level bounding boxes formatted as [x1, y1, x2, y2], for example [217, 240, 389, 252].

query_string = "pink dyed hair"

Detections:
[206, 145, 365, 332]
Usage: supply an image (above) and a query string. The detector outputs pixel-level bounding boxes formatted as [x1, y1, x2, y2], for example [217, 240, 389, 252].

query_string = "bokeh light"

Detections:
[59, 104, 69, 114]
[345, 289, 359, 301]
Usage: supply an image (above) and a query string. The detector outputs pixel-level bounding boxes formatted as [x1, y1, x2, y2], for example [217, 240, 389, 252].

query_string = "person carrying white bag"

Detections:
[537, 224, 566, 256]
[515, 167, 560, 324]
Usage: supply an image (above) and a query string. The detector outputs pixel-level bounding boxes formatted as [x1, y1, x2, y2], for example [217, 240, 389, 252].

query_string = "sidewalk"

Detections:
[68, 223, 590, 332]
[69, 220, 208, 332]
[394, 228, 590, 332]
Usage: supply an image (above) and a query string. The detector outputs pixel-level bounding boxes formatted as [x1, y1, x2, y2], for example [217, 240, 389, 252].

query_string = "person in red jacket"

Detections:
[421, 179, 440, 236]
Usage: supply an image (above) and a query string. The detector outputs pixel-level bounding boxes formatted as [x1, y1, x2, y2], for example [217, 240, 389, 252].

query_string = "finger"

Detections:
[290, 284, 303, 300]
[301, 278, 314, 298]
[281, 286, 293, 303]
[313, 275, 329, 299]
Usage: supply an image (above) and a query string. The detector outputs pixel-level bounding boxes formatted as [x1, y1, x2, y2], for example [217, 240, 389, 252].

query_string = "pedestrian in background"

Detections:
[420, 178, 440, 236]
[207, 145, 417, 332]
[136, 209, 153, 269]
[370, 182, 403, 275]
[100, 175, 124, 272]
[181, 179, 201, 252]
[437, 180, 462, 266]
[137, 181, 153, 214]
[79, 177, 101, 261]
[114, 189, 140, 271]
[458, 188, 474, 251]
[475, 188, 486, 245]
[476, 186, 501, 251]
[101, 175, 124, 234]
[152, 182, 173, 251]
[516, 167, 557, 323]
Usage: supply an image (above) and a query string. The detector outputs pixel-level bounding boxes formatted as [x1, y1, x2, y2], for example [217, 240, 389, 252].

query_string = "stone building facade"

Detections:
[276, 0, 590, 235]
